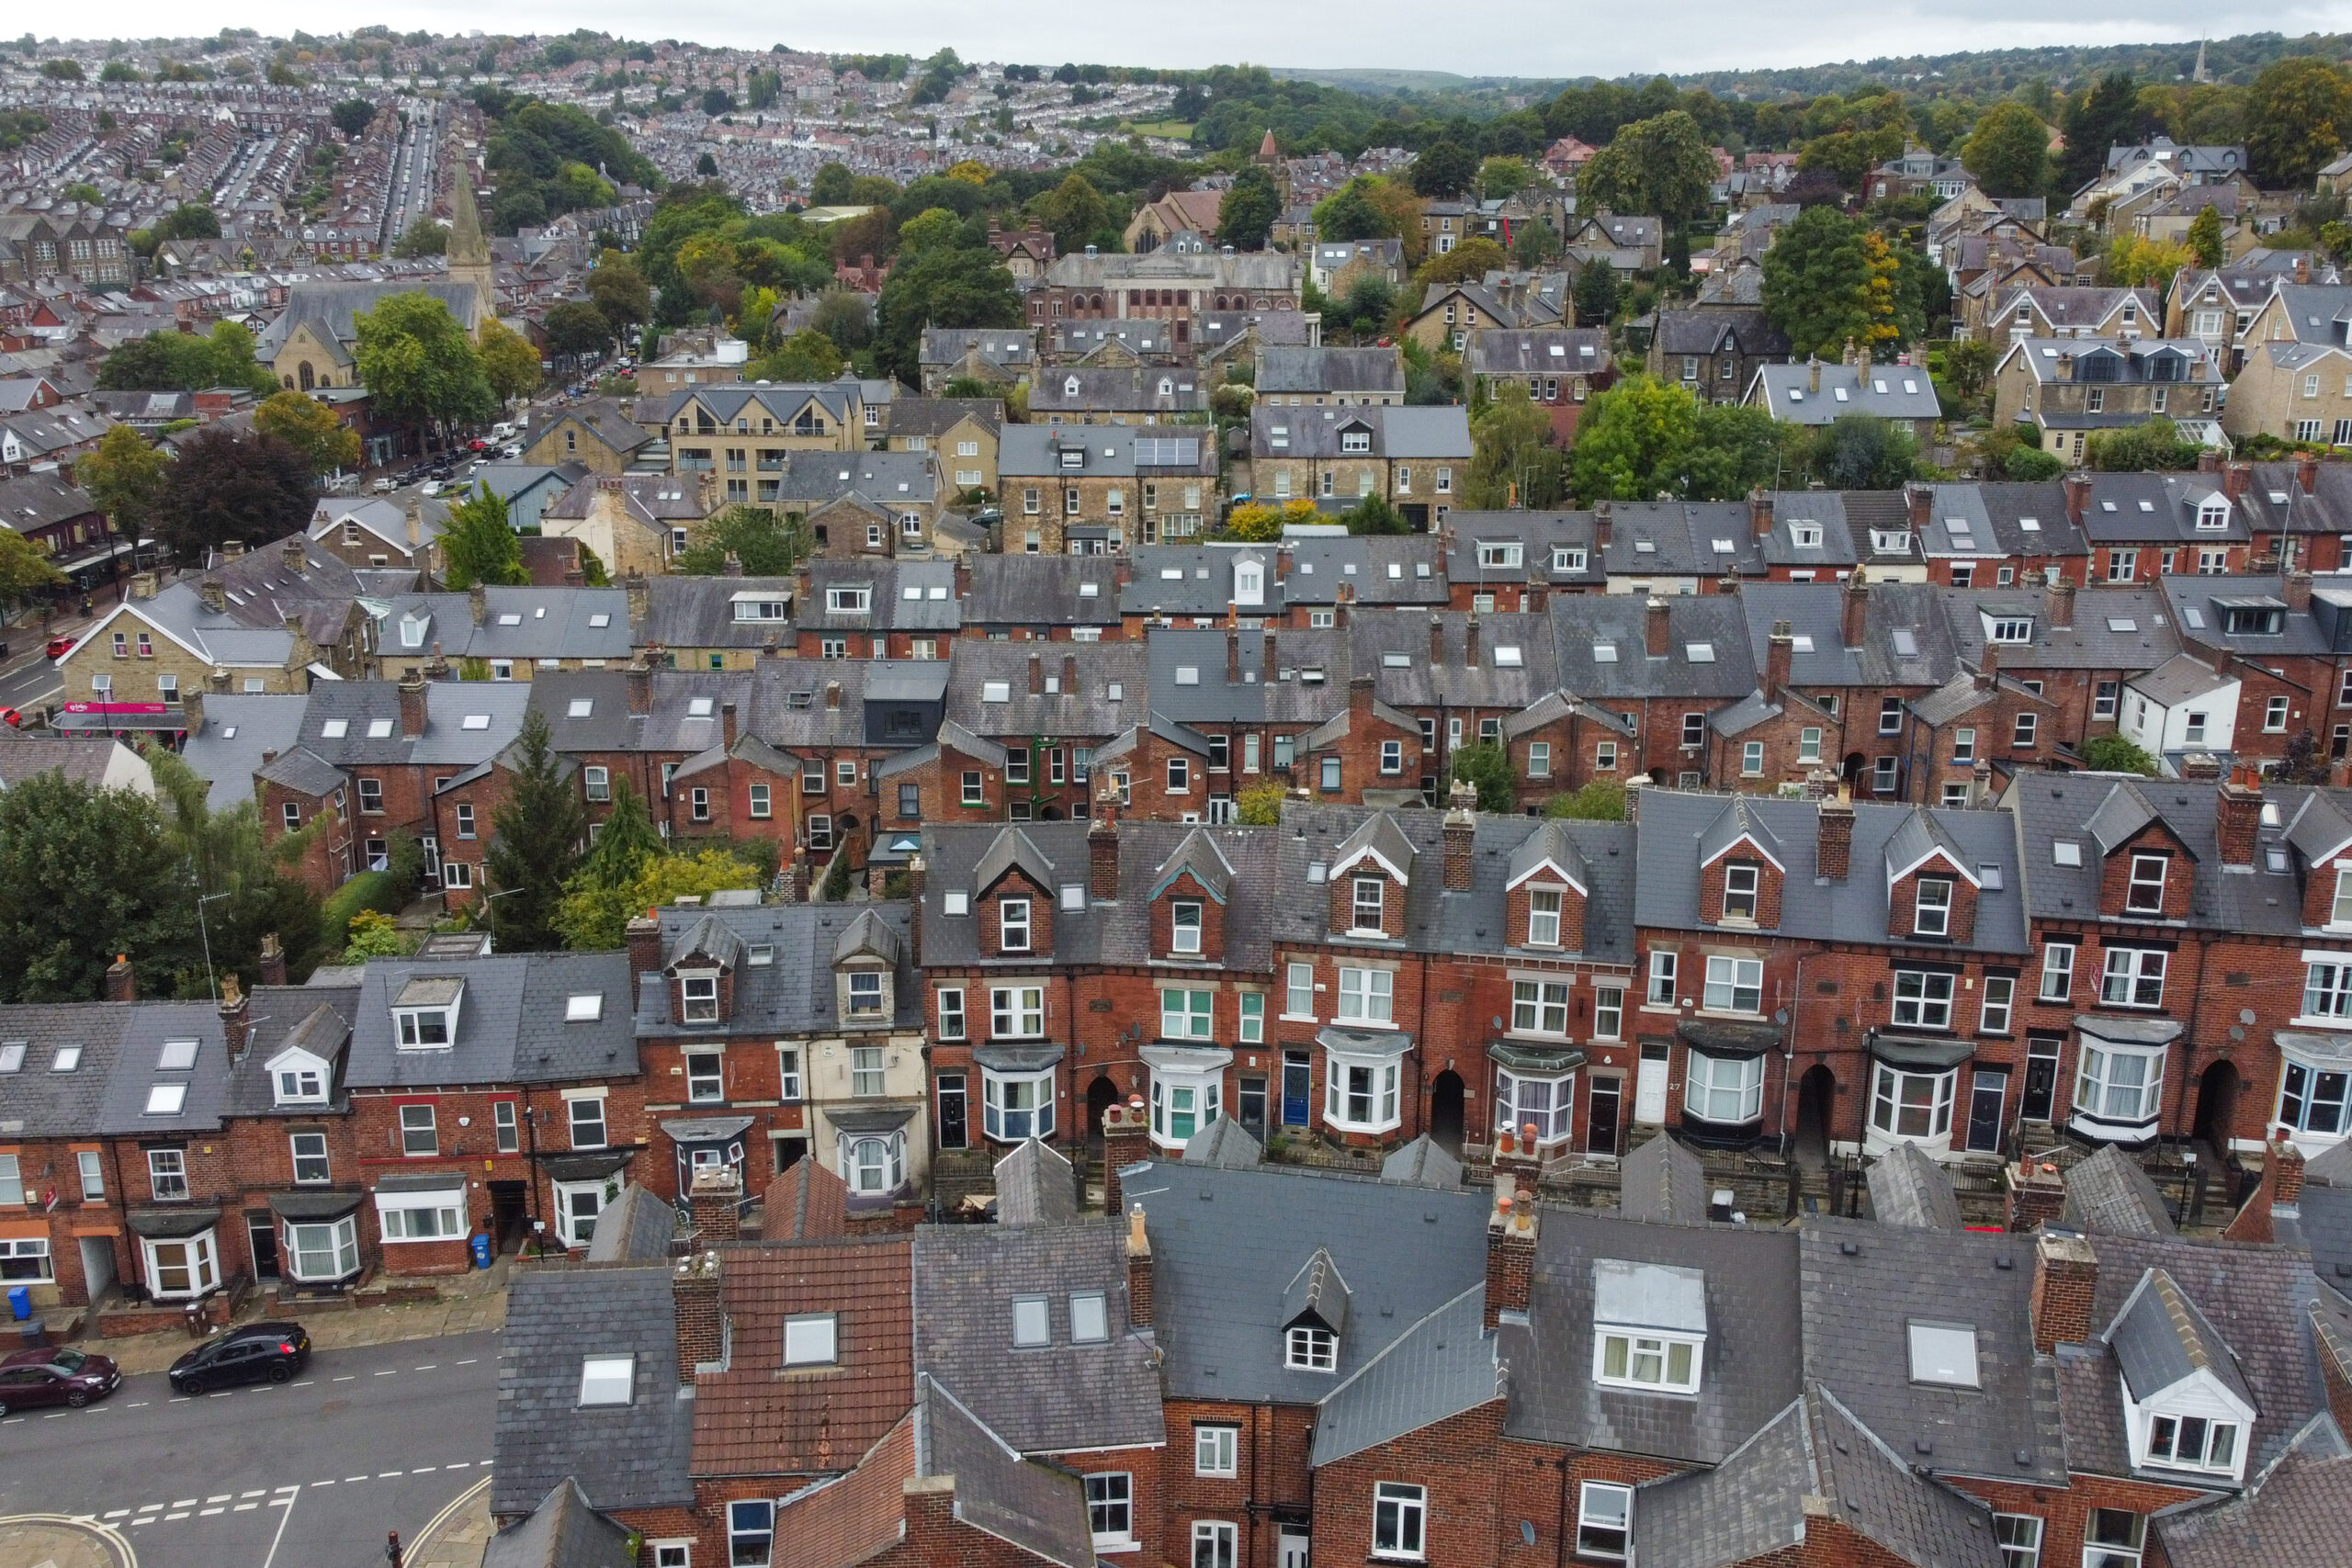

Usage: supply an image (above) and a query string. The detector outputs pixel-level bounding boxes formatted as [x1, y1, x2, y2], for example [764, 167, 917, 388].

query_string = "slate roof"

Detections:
[1282, 535, 1452, 607]
[1463, 328, 1611, 379]
[1866, 1143, 1965, 1230]
[1442, 511, 1607, 591]
[346, 953, 637, 1089]
[1627, 1393, 1810, 1568]
[1809, 1387, 2007, 1568]
[1501, 1209, 1802, 1464]
[1550, 593, 1758, 699]
[959, 556, 1123, 631]
[1652, 307, 1790, 358]
[944, 638, 1150, 739]
[1028, 367, 1207, 417]
[1248, 403, 1472, 461]
[481, 1479, 638, 1568]
[1128, 1158, 1488, 1405]
[1256, 346, 1407, 398]
[1618, 1134, 1711, 1225]
[1352, 610, 1560, 710]
[375, 588, 634, 664]
[1311, 1284, 1497, 1465]
[2063, 1145, 2177, 1235]
[911, 1221, 1163, 1455]
[95, 1003, 235, 1136]
[635, 904, 920, 1039]
[637, 575, 798, 652]
[493, 1265, 694, 1514]
[993, 1139, 1079, 1226]
[582, 1182, 676, 1263]
[1634, 791, 2030, 954]
[2107, 1265, 2255, 1410]
[1800, 1219, 2069, 1485]
[0, 1005, 133, 1138]
[695, 1236, 915, 1477]
[220, 986, 358, 1120]
[1751, 361, 1942, 425]
[918, 1377, 1096, 1568]
[2154, 1420, 2352, 1568]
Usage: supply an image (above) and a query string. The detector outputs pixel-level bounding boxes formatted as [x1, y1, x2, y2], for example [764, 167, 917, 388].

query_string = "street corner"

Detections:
[0, 1516, 137, 1568]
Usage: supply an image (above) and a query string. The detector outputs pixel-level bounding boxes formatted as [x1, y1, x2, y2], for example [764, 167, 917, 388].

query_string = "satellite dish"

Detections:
[1492, 1017, 1503, 1031]
[2240, 1009, 2256, 1025]
[1521, 1523, 1537, 1549]
[2229, 1026, 2246, 1043]
[1774, 1009, 1790, 1025]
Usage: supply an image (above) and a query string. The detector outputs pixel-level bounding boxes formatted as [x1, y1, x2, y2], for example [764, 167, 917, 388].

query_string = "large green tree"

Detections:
[2057, 71, 2139, 196]
[1568, 375, 1792, 502]
[483, 708, 587, 952]
[1578, 111, 1718, 226]
[155, 428, 314, 560]
[1959, 103, 2049, 198]
[1760, 205, 1881, 361]
[2245, 57, 2352, 187]
[97, 321, 276, 395]
[675, 504, 810, 575]
[1027, 172, 1112, 254]
[1464, 382, 1565, 510]
[441, 487, 528, 588]
[76, 424, 170, 549]
[1807, 414, 1921, 489]
[1216, 166, 1280, 252]
[150, 750, 327, 987]
[1409, 141, 1479, 198]
[0, 773, 198, 1000]
[541, 300, 615, 361]
[477, 318, 542, 403]
[874, 243, 1023, 383]
[254, 389, 361, 477]
[352, 291, 498, 447]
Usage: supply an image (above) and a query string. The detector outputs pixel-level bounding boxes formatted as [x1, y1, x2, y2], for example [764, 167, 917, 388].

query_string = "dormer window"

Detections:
[274, 1061, 326, 1104]
[1527, 888, 1563, 947]
[1235, 561, 1263, 604]
[1285, 1325, 1337, 1371]
[392, 976, 461, 1049]
[1171, 900, 1203, 953]
[1000, 897, 1033, 953]
[2125, 853, 2166, 914]
[1721, 863, 1758, 923]
[680, 971, 720, 1024]
[2196, 499, 2229, 530]
[2146, 1414, 2239, 1472]
[400, 615, 427, 649]
[847, 972, 883, 1015]
[1592, 1259, 1705, 1394]
[1340, 426, 1372, 455]
[1351, 876, 1385, 933]
[1914, 877, 1952, 935]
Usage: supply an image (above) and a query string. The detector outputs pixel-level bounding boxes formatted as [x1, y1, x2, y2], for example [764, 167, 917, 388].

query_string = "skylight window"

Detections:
[1712, 538, 1736, 553]
[1160, 569, 1185, 581]
[1892, 629, 1919, 657]
[461, 714, 492, 730]
[1494, 646, 1523, 667]
[1686, 642, 1716, 662]
[0, 1043, 20, 1073]
[2052, 840, 2083, 866]
[2107, 617, 2137, 632]
[749, 945, 774, 965]
[145, 1083, 187, 1115]
[1079, 582, 1100, 598]
[1070, 1292, 1109, 1343]
[368, 719, 393, 739]
[1107, 682, 1125, 700]
[157, 1039, 198, 1070]
[944, 890, 970, 916]
[1012, 1295, 1051, 1348]
[497, 613, 523, 626]
[579, 1355, 634, 1405]
[1978, 863, 2004, 891]
[1382, 652, 1411, 668]
[566, 994, 604, 1021]
[2018, 516, 2041, 532]
[589, 614, 612, 628]
[785, 1313, 838, 1366]
[321, 719, 349, 739]
[51, 1045, 79, 1072]
[1175, 666, 1200, 684]
[688, 697, 715, 717]
[1907, 1322, 1980, 1387]
[2138, 500, 2155, 513]
[1633, 540, 1657, 554]
[1593, 642, 1618, 662]
[1792, 635, 1814, 652]
[2182, 605, 2205, 629]
[982, 682, 1011, 703]
[568, 699, 594, 718]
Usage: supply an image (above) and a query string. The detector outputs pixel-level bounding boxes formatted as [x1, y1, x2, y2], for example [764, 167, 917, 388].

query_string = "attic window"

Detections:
[1907, 1322, 1980, 1387]
[1686, 643, 1715, 663]
[1712, 538, 1736, 553]
[1176, 666, 1201, 685]
[2052, 840, 2083, 867]
[566, 994, 604, 1022]
[321, 719, 349, 739]
[749, 945, 774, 966]
[1161, 568, 1185, 581]
[368, 720, 393, 739]
[1791, 635, 1815, 652]
[1387, 563, 1402, 580]
[579, 1355, 634, 1406]
[589, 614, 612, 628]
[2018, 516, 2041, 532]
[2102, 502, 2118, 513]
[51, 1045, 80, 1072]
[784, 1313, 838, 1366]
[688, 698, 716, 717]
[2107, 617, 2137, 633]
[1494, 646, 1523, 667]
[1383, 652, 1411, 668]
[1593, 642, 1618, 662]
[1892, 629, 1919, 657]
[0, 1043, 20, 1073]
[1108, 682, 1125, 700]
[1013, 1295, 1051, 1348]
[157, 1039, 198, 1070]
[982, 682, 1011, 703]
[496, 614, 523, 626]
[461, 715, 492, 730]
[2138, 500, 2155, 513]
[146, 1084, 187, 1115]
[1978, 863, 2004, 891]
[1633, 541, 1656, 554]
[1079, 582, 1100, 598]
[568, 699, 594, 718]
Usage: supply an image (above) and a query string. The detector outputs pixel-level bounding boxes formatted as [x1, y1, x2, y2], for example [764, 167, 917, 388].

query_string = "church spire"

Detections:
[446, 160, 492, 321]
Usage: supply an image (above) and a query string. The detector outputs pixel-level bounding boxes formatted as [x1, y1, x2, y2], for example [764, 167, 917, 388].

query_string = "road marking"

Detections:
[373, 1370, 397, 1377]
[42, 1410, 64, 1417]
[235, 1502, 259, 1511]
[312, 1479, 334, 1486]
[165, 1511, 189, 1521]
[333, 1375, 354, 1382]
[444, 1461, 469, 1469]
[414, 1363, 436, 1371]
[455, 1358, 478, 1365]
[260, 1483, 301, 1568]
[173, 1498, 197, 1506]
[201, 1506, 226, 1516]
[104, 1509, 128, 1518]
[126, 1401, 147, 1407]
[378, 1471, 402, 1478]
[208, 1391, 233, 1398]
[276, 1485, 300, 1493]
[208, 1495, 232, 1502]
[291, 1380, 313, 1387]
[2, 1417, 22, 1425]
[345, 1474, 368, 1483]
[413, 1464, 435, 1472]
[269, 1496, 292, 1507]
[243, 1489, 266, 1498]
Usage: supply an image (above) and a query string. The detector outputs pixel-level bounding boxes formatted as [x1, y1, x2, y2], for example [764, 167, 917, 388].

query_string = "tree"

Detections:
[1225, 500, 1317, 541]
[152, 204, 220, 242]
[1579, 111, 1718, 226]
[0, 773, 197, 1000]
[441, 486, 529, 587]
[341, 908, 406, 963]
[1313, 179, 1385, 243]
[1761, 205, 1881, 360]
[586, 255, 651, 334]
[1450, 741, 1516, 814]
[150, 750, 326, 987]
[1942, 338, 1998, 404]
[874, 243, 1023, 383]
[330, 98, 375, 139]
[1808, 415, 1920, 490]
[1573, 261, 1620, 327]
[556, 844, 761, 949]
[352, 292, 498, 447]
[156, 429, 313, 559]
[254, 390, 361, 477]
[2086, 416, 2203, 471]
[751, 329, 845, 383]
[483, 708, 587, 952]
[1544, 779, 1626, 820]
[1512, 222, 1564, 267]
[2005, 445, 2064, 480]
[1477, 156, 1533, 200]
[2186, 203, 2225, 269]
[809, 162, 857, 205]
[1334, 275, 1397, 339]
[39, 59, 83, 82]
[542, 300, 614, 362]
[1410, 141, 1479, 198]
[810, 289, 874, 351]
[1217, 166, 1280, 252]
[2081, 735, 2160, 775]
[897, 207, 964, 257]
[2245, 57, 2352, 188]
[2105, 234, 2192, 293]
[1466, 382, 1565, 510]
[1029, 173, 1112, 254]
[1413, 237, 1509, 292]
[1236, 779, 1289, 826]
[675, 504, 811, 575]
[2058, 72, 2140, 195]
[392, 217, 447, 257]
[98, 321, 275, 395]
[477, 318, 543, 403]
[1340, 493, 1410, 535]
[76, 424, 169, 550]
[1959, 103, 2049, 197]
[1568, 376, 1792, 503]
[0, 531, 63, 620]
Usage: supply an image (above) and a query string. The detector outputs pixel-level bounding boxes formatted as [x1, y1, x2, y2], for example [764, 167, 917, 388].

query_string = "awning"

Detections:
[543, 1152, 632, 1183]
[266, 1190, 365, 1221]
[660, 1116, 755, 1146]
[973, 1043, 1066, 1072]
[127, 1206, 220, 1239]
[2075, 1014, 2184, 1046]
[1489, 1040, 1587, 1074]
[56, 539, 141, 574]
[1867, 1031, 1973, 1071]
[1139, 1043, 1235, 1074]
[830, 1104, 919, 1136]
[1317, 1024, 1413, 1059]
[51, 710, 188, 733]
[1676, 1019, 1781, 1059]
[375, 1170, 468, 1195]
[2276, 1030, 2352, 1067]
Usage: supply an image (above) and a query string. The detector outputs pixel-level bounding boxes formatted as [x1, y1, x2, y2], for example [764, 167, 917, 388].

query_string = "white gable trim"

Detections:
[1506, 859, 1588, 896]
[1329, 843, 1410, 886]
[1887, 846, 1982, 890]
[1700, 831, 1784, 875]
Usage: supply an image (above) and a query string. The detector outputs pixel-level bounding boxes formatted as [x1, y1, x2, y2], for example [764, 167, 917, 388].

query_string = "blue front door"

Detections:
[1283, 1051, 1313, 1126]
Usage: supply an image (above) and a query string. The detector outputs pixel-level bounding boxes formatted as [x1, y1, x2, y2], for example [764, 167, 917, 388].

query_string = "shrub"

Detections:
[321, 870, 404, 934]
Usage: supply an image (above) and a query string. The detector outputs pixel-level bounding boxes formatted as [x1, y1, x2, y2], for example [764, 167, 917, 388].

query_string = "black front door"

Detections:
[247, 1214, 279, 1280]
[1282, 1052, 1312, 1126]
[2021, 1039, 2060, 1123]
[1964, 1068, 2008, 1155]
[1588, 1076, 1623, 1156]
[1238, 1077, 1267, 1139]
[937, 1073, 969, 1150]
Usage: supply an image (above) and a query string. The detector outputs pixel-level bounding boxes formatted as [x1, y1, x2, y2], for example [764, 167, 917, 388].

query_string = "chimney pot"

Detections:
[1645, 596, 1669, 658]
[1442, 783, 1476, 891]
[1841, 569, 1869, 650]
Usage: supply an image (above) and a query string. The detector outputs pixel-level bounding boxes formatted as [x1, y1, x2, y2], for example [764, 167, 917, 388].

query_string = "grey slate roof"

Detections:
[1800, 1218, 2069, 1485]
[1128, 1158, 1489, 1405]
[1256, 345, 1407, 398]
[1618, 1134, 1711, 1225]
[1751, 361, 1943, 425]
[2153, 1419, 2352, 1568]
[179, 694, 311, 811]
[1185, 1118, 1268, 1169]
[346, 953, 637, 1089]
[635, 904, 920, 1038]
[494, 1265, 695, 1515]
[1810, 1386, 2007, 1568]
[482, 1479, 638, 1568]
[96, 1004, 235, 1135]
[943, 639, 1150, 739]
[1501, 1210, 1802, 1464]
[1379, 1135, 1460, 1188]
[2106, 1266, 2255, 1408]
[912, 1223, 1163, 1455]
[1549, 593, 1758, 699]
[582, 1183, 676, 1263]
[917, 1377, 1096, 1568]
[992, 1138, 1080, 1226]
[1635, 791, 2030, 953]
[1628, 1394, 1810, 1568]
[0, 1005, 132, 1138]
[639, 576, 801, 652]
[1865, 1143, 1965, 1231]
[959, 556, 1123, 632]
[1310, 1284, 1496, 1465]
[2063, 1145, 2177, 1235]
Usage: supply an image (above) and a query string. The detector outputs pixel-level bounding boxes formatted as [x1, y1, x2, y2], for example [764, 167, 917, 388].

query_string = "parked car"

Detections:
[500, 443, 523, 459]
[0, 1346, 121, 1414]
[370, 478, 397, 493]
[44, 636, 76, 660]
[166, 1322, 311, 1396]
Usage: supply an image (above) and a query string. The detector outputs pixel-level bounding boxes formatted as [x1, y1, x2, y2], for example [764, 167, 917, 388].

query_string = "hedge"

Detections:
[322, 870, 405, 936]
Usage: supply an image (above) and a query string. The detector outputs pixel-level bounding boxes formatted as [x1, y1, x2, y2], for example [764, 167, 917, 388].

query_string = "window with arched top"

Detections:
[298, 363, 314, 391]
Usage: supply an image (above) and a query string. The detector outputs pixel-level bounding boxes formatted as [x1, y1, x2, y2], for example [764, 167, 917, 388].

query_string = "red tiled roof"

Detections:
[772, 1411, 917, 1568]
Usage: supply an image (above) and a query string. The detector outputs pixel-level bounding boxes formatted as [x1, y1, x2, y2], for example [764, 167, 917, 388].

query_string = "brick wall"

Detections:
[1309, 1402, 1506, 1568]
[1699, 853, 1783, 930]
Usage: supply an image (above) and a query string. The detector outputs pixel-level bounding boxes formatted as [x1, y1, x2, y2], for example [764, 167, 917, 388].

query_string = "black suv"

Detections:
[167, 1321, 312, 1395]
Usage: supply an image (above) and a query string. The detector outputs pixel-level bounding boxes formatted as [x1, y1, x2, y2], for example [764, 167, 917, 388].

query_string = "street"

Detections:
[0, 646, 62, 725]
[0, 1328, 498, 1568]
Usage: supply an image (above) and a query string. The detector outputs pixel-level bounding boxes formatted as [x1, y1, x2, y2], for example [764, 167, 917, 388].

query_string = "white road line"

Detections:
[414, 1364, 436, 1371]
[373, 1370, 397, 1377]
[268, 1496, 292, 1507]
[234, 1502, 259, 1511]
[291, 1380, 313, 1387]
[199, 1506, 224, 1517]
[173, 1498, 197, 1506]
[208, 1391, 233, 1398]
[103, 1509, 128, 1518]
[276, 1484, 300, 1493]
[42, 1410, 64, 1417]
[242, 1489, 266, 1498]
[345, 1474, 368, 1483]
[208, 1494, 232, 1503]
[413, 1464, 435, 1472]
[2, 1417, 23, 1425]
[455, 1358, 478, 1365]
[444, 1461, 469, 1469]
[164, 1511, 189, 1521]
[332, 1375, 354, 1382]
[260, 1483, 301, 1568]
[378, 1470, 403, 1478]
[126, 1401, 147, 1407]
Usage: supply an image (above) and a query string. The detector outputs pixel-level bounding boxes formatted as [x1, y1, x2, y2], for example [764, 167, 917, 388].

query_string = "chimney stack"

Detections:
[399, 669, 428, 740]
[722, 551, 743, 578]
[1484, 1176, 1538, 1331]
[2063, 473, 2091, 526]
[1766, 620, 1792, 693]
[1750, 486, 1773, 538]
[673, 1250, 723, 1380]
[1062, 653, 1078, 694]
[1090, 804, 1120, 901]
[2287, 570, 2314, 615]
[625, 657, 652, 716]
[218, 972, 251, 1059]
[2029, 1231, 2098, 1353]
[1904, 480, 1931, 533]
[626, 574, 650, 632]
[1102, 1102, 1151, 1218]
[2217, 763, 2263, 867]
[1807, 355, 1822, 395]
[1262, 629, 1279, 683]
[720, 700, 738, 750]
[1226, 628, 1240, 685]
[2199, 447, 2223, 475]
[1645, 596, 1669, 658]
[1841, 570, 1868, 650]
[1430, 615, 1446, 667]
[689, 1165, 742, 1244]
[1977, 638, 1999, 691]
[825, 681, 842, 711]
[1125, 1200, 1154, 1330]
[198, 577, 227, 614]
[1464, 614, 1481, 668]
[1029, 651, 1044, 695]
[2226, 1132, 2308, 1244]
[1443, 781, 1476, 891]
[1593, 500, 1612, 548]
[2222, 461, 2252, 502]
[2301, 452, 2322, 495]
[627, 912, 663, 1013]
[469, 581, 488, 626]
[1349, 671, 1374, 718]
[103, 954, 134, 1002]
[257, 932, 287, 988]
[2047, 571, 2075, 630]
[1816, 791, 1854, 880]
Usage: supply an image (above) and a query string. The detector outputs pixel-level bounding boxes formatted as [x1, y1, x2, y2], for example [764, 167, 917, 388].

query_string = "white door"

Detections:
[1279, 1531, 1310, 1568]
[78, 1236, 116, 1300]
[1634, 1043, 1670, 1124]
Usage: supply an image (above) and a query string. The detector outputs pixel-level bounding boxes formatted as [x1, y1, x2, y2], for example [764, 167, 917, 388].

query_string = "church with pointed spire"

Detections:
[445, 160, 494, 319]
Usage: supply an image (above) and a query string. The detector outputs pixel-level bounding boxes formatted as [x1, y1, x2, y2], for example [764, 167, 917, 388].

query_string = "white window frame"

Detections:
[1323, 1049, 1401, 1133]
[1993, 1514, 2041, 1568]
[1981, 976, 2015, 1034]
[289, 1131, 331, 1185]
[1511, 980, 1570, 1037]
[1647, 950, 1677, 1007]
[2075, 1040, 2165, 1125]
[1527, 888, 1563, 947]
[1871, 1063, 1957, 1141]
[1496, 1066, 1574, 1144]
[1683, 1051, 1763, 1124]
[1336, 966, 1394, 1024]
[1892, 969, 1955, 1029]
[1702, 954, 1762, 1013]
[1000, 897, 1033, 953]
[1577, 1481, 1633, 1562]
[981, 1067, 1057, 1142]
[286, 1215, 361, 1282]
[1721, 863, 1759, 923]
[990, 986, 1045, 1039]
[1372, 1483, 1426, 1562]
[1193, 1522, 1238, 1568]
[2099, 947, 2167, 1009]
[2040, 942, 2075, 1002]
[1086, 1472, 1134, 1549]
[1592, 1325, 1702, 1393]
[1284, 1324, 1338, 1371]
[1194, 1423, 1239, 1476]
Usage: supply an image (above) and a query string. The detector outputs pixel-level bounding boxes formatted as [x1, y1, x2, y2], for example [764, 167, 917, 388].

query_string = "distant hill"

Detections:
[1272, 67, 1563, 94]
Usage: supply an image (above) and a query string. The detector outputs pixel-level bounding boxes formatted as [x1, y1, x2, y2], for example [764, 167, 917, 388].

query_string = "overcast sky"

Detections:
[72, 3, 2352, 80]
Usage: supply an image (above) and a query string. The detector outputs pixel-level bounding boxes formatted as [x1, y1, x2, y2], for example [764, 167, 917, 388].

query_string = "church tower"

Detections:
[446, 161, 493, 324]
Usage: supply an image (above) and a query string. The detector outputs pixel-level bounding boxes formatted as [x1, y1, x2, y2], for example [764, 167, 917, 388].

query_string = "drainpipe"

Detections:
[1780, 950, 1804, 1160]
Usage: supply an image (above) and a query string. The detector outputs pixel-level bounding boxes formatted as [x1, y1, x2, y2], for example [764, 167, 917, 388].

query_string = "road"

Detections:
[384, 98, 446, 248]
[0, 1329, 499, 1568]
[0, 646, 63, 725]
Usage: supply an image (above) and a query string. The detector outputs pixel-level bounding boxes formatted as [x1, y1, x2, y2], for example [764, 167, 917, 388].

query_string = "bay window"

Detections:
[2278, 1057, 2351, 1139]
[1148, 1048, 1226, 1148]
[1702, 954, 1762, 1013]
[981, 1069, 1056, 1142]
[141, 1231, 219, 1299]
[841, 1131, 908, 1196]
[1496, 1069, 1574, 1145]
[2099, 948, 2167, 1009]
[2075, 1039, 2165, 1128]
[1870, 1064, 1956, 1142]
[1324, 1043, 1404, 1133]
[1683, 1052, 1762, 1124]
[285, 1216, 361, 1282]
[1511, 980, 1569, 1035]
[0, 1237, 50, 1282]
[1892, 969, 1955, 1029]
[1337, 966, 1394, 1024]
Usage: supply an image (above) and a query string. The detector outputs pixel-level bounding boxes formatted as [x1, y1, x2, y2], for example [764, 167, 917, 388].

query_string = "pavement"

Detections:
[89, 1254, 509, 1376]
[0, 1327, 501, 1568]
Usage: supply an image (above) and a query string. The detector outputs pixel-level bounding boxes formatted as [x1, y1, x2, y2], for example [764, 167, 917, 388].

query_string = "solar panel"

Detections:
[1134, 438, 1201, 467]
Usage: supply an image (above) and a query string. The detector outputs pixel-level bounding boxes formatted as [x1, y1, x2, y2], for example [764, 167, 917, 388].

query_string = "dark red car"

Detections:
[0, 1346, 121, 1414]
[43, 636, 75, 660]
